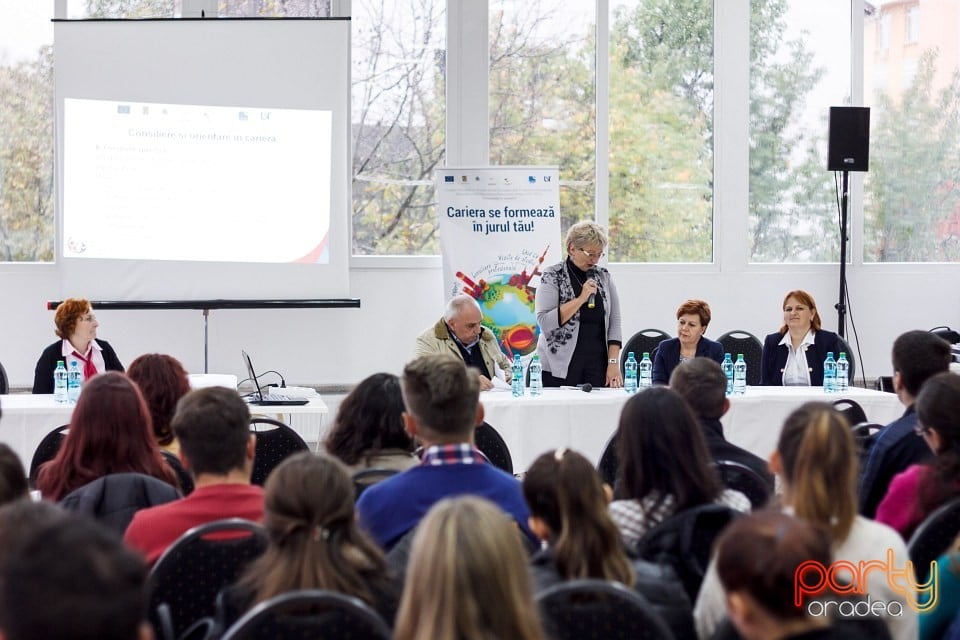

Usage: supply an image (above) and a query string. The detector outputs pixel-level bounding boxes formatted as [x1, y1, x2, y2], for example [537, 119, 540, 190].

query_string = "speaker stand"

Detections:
[834, 170, 849, 340]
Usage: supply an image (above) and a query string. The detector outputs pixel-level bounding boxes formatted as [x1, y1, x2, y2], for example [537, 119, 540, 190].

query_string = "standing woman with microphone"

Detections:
[535, 221, 623, 388]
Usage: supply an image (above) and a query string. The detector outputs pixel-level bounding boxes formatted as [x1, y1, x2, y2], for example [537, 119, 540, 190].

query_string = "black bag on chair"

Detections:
[930, 326, 960, 345]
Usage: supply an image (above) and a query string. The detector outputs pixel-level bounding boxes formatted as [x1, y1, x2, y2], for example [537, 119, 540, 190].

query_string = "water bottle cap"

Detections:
[642, 352, 649, 357]
[736, 354, 744, 361]
[826, 352, 834, 358]
[724, 353, 731, 359]
[839, 352, 846, 357]
[627, 352, 634, 358]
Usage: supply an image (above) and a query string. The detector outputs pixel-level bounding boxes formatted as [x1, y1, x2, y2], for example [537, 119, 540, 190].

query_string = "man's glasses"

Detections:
[577, 247, 605, 259]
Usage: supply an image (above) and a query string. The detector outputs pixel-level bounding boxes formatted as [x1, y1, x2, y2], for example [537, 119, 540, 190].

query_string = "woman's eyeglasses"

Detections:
[577, 248, 605, 259]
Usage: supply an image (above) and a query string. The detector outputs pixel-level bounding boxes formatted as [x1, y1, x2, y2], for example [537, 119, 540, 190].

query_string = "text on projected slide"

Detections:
[63, 99, 332, 263]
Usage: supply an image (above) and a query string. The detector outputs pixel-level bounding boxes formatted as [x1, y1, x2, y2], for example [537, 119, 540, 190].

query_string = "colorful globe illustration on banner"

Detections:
[477, 277, 538, 357]
[455, 245, 549, 358]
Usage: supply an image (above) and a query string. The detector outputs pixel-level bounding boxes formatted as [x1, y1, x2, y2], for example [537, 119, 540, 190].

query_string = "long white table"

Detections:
[480, 386, 904, 472]
[0, 394, 329, 469]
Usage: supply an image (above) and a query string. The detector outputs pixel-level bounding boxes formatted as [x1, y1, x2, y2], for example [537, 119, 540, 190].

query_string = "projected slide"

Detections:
[63, 98, 332, 263]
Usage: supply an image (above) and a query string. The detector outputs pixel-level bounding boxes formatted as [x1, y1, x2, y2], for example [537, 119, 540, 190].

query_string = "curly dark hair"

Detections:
[324, 373, 413, 465]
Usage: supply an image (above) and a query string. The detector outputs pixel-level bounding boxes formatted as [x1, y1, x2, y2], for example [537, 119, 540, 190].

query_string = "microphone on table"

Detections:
[576, 383, 593, 393]
[586, 268, 598, 309]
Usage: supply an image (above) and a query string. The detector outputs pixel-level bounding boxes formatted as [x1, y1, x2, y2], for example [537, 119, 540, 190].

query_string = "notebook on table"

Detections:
[241, 350, 309, 406]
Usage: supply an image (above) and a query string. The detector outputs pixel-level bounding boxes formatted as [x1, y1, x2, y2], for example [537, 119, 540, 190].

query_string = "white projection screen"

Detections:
[53, 18, 351, 300]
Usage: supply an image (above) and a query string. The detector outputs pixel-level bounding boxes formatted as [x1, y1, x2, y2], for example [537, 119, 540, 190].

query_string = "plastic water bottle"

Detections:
[67, 361, 82, 404]
[624, 352, 638, 394]
[638, 352, 653, 389]
[823, 352, 837, 393]
[511, 354, 524, 397]
[53, 360, 68, 404]
[722, 353, 734, 396]
[529, 355, 543, 397]
[836, 352, 849, 392]
[733, 354, 747, 395]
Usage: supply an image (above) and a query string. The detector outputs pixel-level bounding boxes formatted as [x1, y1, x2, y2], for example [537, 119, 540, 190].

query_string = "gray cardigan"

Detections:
[535, 261, 621, 379]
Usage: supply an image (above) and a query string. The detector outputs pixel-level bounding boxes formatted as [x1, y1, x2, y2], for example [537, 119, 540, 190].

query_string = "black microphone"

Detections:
[576, 383, 593, 393]
[586, 268, 597, 309]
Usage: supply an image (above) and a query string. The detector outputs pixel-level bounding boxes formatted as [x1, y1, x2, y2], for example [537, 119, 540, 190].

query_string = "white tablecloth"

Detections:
[480, 386, 904, 472]
[0, 394, 328, 469]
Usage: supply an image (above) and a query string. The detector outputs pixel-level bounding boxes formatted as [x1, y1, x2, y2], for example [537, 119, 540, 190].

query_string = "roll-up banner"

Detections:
[436, 166, 561, 360]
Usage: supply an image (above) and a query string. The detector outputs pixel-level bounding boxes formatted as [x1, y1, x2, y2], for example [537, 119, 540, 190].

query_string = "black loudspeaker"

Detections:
[827, 106, 870, 172]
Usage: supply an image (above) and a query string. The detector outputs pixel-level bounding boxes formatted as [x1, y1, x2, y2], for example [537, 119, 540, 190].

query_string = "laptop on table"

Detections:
[241, 350, 309, 406]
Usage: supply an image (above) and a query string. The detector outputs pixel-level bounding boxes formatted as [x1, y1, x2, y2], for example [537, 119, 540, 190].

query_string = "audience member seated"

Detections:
[415, 294, 513, 391]
[35, 372, 178, 501]
[669, 357, 774, 487]
[695, 402, 914, 640]
[124, 387, 263, 564]
[859, 330, 953, 517]
[608, 387, 750, 549]
[0, 511, 151, 640]
[877, 372, 960, 539]
[523, 448, 694, 638]
[126, 353, 191, 456]
[356, 354, 533, 550]
[215, 451, 399, 632]
[393, 496, 546, 640]
[324, 372, 419, 473]
[126, 353, 194, 493]
[0, 443, 29, 506]
[715, 511, 883, 640]
[920, 532, 960, 640]
[32, 297, 124, 393]
[759, 289, 842, 387]
[652, 299, 724, 385]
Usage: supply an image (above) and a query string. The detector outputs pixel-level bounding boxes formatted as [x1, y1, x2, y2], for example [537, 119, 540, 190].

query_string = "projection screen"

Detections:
[53, 18, 351, 300]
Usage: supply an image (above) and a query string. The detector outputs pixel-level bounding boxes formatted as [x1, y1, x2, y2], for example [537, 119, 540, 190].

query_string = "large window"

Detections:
[351, 0, 446, 255]
[863, 1, 960, 262]
[607, 0, 714, 263]
[0, 3, 53, 262]
[748, 0, 849, 263]
[488, 0, 596, 237]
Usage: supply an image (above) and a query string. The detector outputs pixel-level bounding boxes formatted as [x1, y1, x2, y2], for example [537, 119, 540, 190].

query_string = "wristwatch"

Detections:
[608, 358, 618, 364]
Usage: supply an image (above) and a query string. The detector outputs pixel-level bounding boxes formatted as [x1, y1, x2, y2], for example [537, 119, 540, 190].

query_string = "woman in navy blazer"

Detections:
[759, 290, 842, 386]
[651, 300, 724, 385]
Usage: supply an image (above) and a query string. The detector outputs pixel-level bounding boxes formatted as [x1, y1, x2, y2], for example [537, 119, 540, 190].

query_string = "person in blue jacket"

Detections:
[759, 289, 842, 386]
[652, 299, 724, 385]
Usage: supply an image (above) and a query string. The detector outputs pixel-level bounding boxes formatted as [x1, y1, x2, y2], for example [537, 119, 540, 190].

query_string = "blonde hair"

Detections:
[776, 402, 856, 542]
[393, 497, 545, 640]
[565, 221, 607, 252]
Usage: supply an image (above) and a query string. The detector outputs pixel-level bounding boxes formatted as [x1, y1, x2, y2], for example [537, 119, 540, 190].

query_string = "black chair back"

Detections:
[249, 418, 310, 486]
[832, 398, 868, 427]
[0, 360, 8, 394]
[850, 422, 884, 468]
[28, 424, 69, 488]
[160, 450, 194, 495]
[712, 460, 772, 510]
[597, 432, 619, 488]
[351, 467, 401, 500]
[475, 421, 513, 475]
[220, 589, 392, 640]
[537, 579, 675, 640]
[716, 330, 763, 386]
[908, 495, 960, 584]
[147, 518, 268, 640]
[59, 472, 181, 535]
[621, 329, 671, 377]
[634, 504, 741, 602]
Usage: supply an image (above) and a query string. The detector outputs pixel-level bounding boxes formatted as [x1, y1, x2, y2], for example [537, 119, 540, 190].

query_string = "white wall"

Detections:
[3, 259, 957, 390]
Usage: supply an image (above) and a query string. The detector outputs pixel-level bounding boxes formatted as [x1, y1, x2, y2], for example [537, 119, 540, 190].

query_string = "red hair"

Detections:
[127, 354, 191, 447]
[36, 372, 178, 501]
[676, 299, 711, 327]
[53, 298, 91, 339]
[779, 289, 821, 335]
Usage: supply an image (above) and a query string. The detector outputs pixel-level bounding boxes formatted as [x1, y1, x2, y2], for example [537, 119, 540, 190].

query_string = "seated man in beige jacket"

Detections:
[415, 295, 513, 390]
